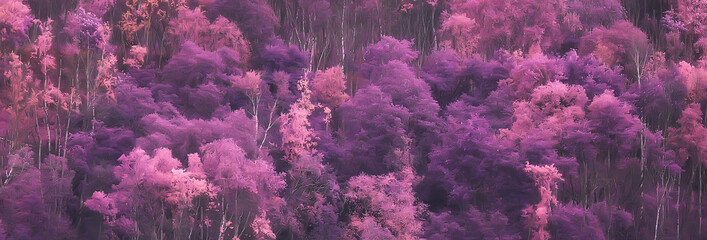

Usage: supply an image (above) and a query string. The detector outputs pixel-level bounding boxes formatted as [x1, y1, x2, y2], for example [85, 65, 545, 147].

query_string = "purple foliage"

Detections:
[337, 86, 410, 176]
[567, 0, 625, 30]
[421, 49, 462, 105]
[136, 109, 256, 159]
[549, 204, 605, 240]
[3, 0, 707, 239]
[201, 0, 278, 46]
[162, 42, 225, 88]
[562, 50, 627, 98]
[63, 7, 104, 51]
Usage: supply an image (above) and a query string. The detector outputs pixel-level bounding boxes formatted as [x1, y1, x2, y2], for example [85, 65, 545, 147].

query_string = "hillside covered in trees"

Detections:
[0, 0, 706, 239]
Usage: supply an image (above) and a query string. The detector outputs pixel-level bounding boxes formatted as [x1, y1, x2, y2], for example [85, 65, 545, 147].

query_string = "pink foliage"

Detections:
[667, 0, 707, 37]
[522, 162, 564, 240]
[251, 211, 277, 239]
[668, 103, 707, 167]
[678, 62, 707, 102]
[0, 0, 32, 35]
[33, 19, 55, 76]
[499, 54, 565, 99]
[312, 66, 349, 108]
[351, 217, 394, 239]
[86, 147, 215, 236]
[439, 13, 479, 57]
[2, 53, 38, 147]
[345, 169, 426, 240]
[124, 45, 147, 69]
[120, 0, 185, 43]
[231, 71, 263, 97]
[280, 77, 324, 174]
[578, 20, 651, 79]
[3, 0, 707, 238]
[448, 0, 571, 54]
[168, 6, 250, 61]
[84, 191, 120, 224]
[199, 138, 285, 196]
[96, 54, 118, 101]
[506, 81, 587, 136]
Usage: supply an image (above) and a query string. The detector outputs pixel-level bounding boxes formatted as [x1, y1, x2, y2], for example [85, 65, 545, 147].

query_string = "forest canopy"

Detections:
[0, 0, 706, 239]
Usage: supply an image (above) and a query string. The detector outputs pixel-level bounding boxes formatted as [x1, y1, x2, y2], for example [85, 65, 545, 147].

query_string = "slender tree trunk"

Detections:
[218, 197, 227, 240]
[35, 114, 42, 169]
[341, 1, 346, 72]
[654, 174, 662, 240]
[63, 88, 74, 157]
[259, 98, 278, 151]
[677, 172, 681, 240]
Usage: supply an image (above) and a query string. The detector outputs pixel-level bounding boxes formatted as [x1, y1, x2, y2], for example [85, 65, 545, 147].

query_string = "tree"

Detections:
[362, 37, 442, 166]
[273, 0, 336, 70]
[198, 138, 285, 240]
[447, 0, 575, 56]
[161, 41, 224, 88]
[200, 0, 279, 47]
[666, 0, 707, 63]
[85, 147, 214, 239]
[95, 53, 117, 103]
[548, 204, 605, 240]
[503, 81, 589, 143]
[0, 148, 75, 239]
[426, 111, 503, 206]
[0, 0, 32, 51]
[279, 77, 345, 239]
[623, 66, 689, 130]
[668, 103, 707, 168]
[311, 66, 349, 108]
[64, 7, 106, 52]
[561, 50, 628, 98]
[137, 109, 257, 160]
[280, 77, 324, 173]
[589, 201, 633, 239]
[439, 13, 478, 57]
[499, 81, 587, 177]
[584, 90, 648, 236]
[578, 21, 652, 81]
[458, 56, 511, 101]
[499, 54, 565, 99]
[361, 36, 417, 78]
[119, 0, 184, 48]
[421, 49, 462, 106]
[522, 162, 563, 240]
[124, 45, 147, 69]
[337, 86, 411, 176]
[668, 103, 707, 237]
[2, 53, 39, 153]
[344, 169, 426, 240]
[566, 0, 625, 30]
[231, 70, 274, 149]
[678, 62, 707, 104]
[167, 6, 250, 62]
[587, 90, 642, 166]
